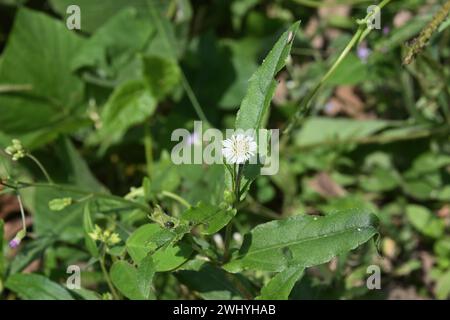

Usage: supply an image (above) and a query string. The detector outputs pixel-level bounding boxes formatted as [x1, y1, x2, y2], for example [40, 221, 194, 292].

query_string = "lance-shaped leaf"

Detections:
[235, 21, 300, 131]
[5, 273, 74, 300]
[227, 22, 300, 197]
[226, 209, 379, 272]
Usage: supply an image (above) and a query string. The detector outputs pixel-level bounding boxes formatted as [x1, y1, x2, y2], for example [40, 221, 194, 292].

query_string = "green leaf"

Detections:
[5, 273, 74, 300]
[70, 288, 101, 300]
[227, 208, 379, 272]
[406, 204, 444, 239]
[125, 223, 175, 265]
[48, 197, 73, 211]
[137, 255, 156, 299]
[295, 117, 390, 148]
[92, 80, 157, 149]
[439, 18, 450, 32]
[235, 21, 300, 131]
[142, 55, 181, 100]
[185, 35, 259, 111]
[181, 202, 237, 235]
[110, 257, 155, 300]
[54, 137, 106, 191]
[8, 237, 55, 274]
[70, 7, 155, 82]
[256, 266, 305, 300]
[152, 241, 192, 272]
[31, 188, 84, 241]
[327, 53, 368, 85]
[148, 151, 181, 194]
[435, 270, 450, 300]
[83, 203, 99, 258]
[0, 8, 85, 135]
[177, 263, 244, 300]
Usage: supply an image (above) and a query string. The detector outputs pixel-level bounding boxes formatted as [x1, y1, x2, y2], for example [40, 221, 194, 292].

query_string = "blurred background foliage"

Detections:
[0, 0, 449, 299]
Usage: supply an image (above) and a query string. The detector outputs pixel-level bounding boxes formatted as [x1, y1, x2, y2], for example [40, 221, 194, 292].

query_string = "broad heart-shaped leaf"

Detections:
[235, 21, 299, 131]
[0, 8, 85, 135]
[91, 80, 157, 150]
[125, 223, 191, 271]
[5, 273, 73, 300]
[181, 202, 237, 235]
[256, 266, 304, 300]
[70, 7, 155, 83]
[110, 256, 155, 300]
[226, 209, 379, 272]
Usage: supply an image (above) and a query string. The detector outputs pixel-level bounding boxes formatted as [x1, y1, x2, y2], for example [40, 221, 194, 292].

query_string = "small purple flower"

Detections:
[9, 237, 21, 248]
[357, 45, 371, 63]
[383, 26, 390, 35]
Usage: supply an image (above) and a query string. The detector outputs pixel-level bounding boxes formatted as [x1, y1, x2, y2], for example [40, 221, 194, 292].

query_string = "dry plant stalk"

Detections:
[403, 0, 450, 65]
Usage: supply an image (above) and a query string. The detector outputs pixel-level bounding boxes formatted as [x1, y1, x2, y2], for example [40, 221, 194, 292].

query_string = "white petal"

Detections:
[222, 139, 232, 147]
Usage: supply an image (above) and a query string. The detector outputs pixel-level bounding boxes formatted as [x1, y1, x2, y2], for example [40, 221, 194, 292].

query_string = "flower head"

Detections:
[5, 139, 25, 161]
[89, 224, 121, 246]
[357, 44, 371, 63]
[9, 237, 21, 248]
[222, 134, 257, 164]
[9, 229, 26, 249]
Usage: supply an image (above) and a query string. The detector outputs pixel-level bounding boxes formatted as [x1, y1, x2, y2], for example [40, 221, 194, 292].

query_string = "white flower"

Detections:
[222, 134, 257, 164]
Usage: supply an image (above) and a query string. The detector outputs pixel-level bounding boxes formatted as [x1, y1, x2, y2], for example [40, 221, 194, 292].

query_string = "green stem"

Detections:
[16, 191, 27, 233]
[180, 73, 211, 127]
[26, 154, 53, 184]
[147, 0, 211, 127]
[223, 223, 233, 262]
[284, 27, 364, 135]
[99, 249, 119, 300]
[283, 0, 392, 135]
[223, 164, 243, 262]
[160, 190, 191, 208]
[144, 125, 153, 178]
[5, 181, 153, 217]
